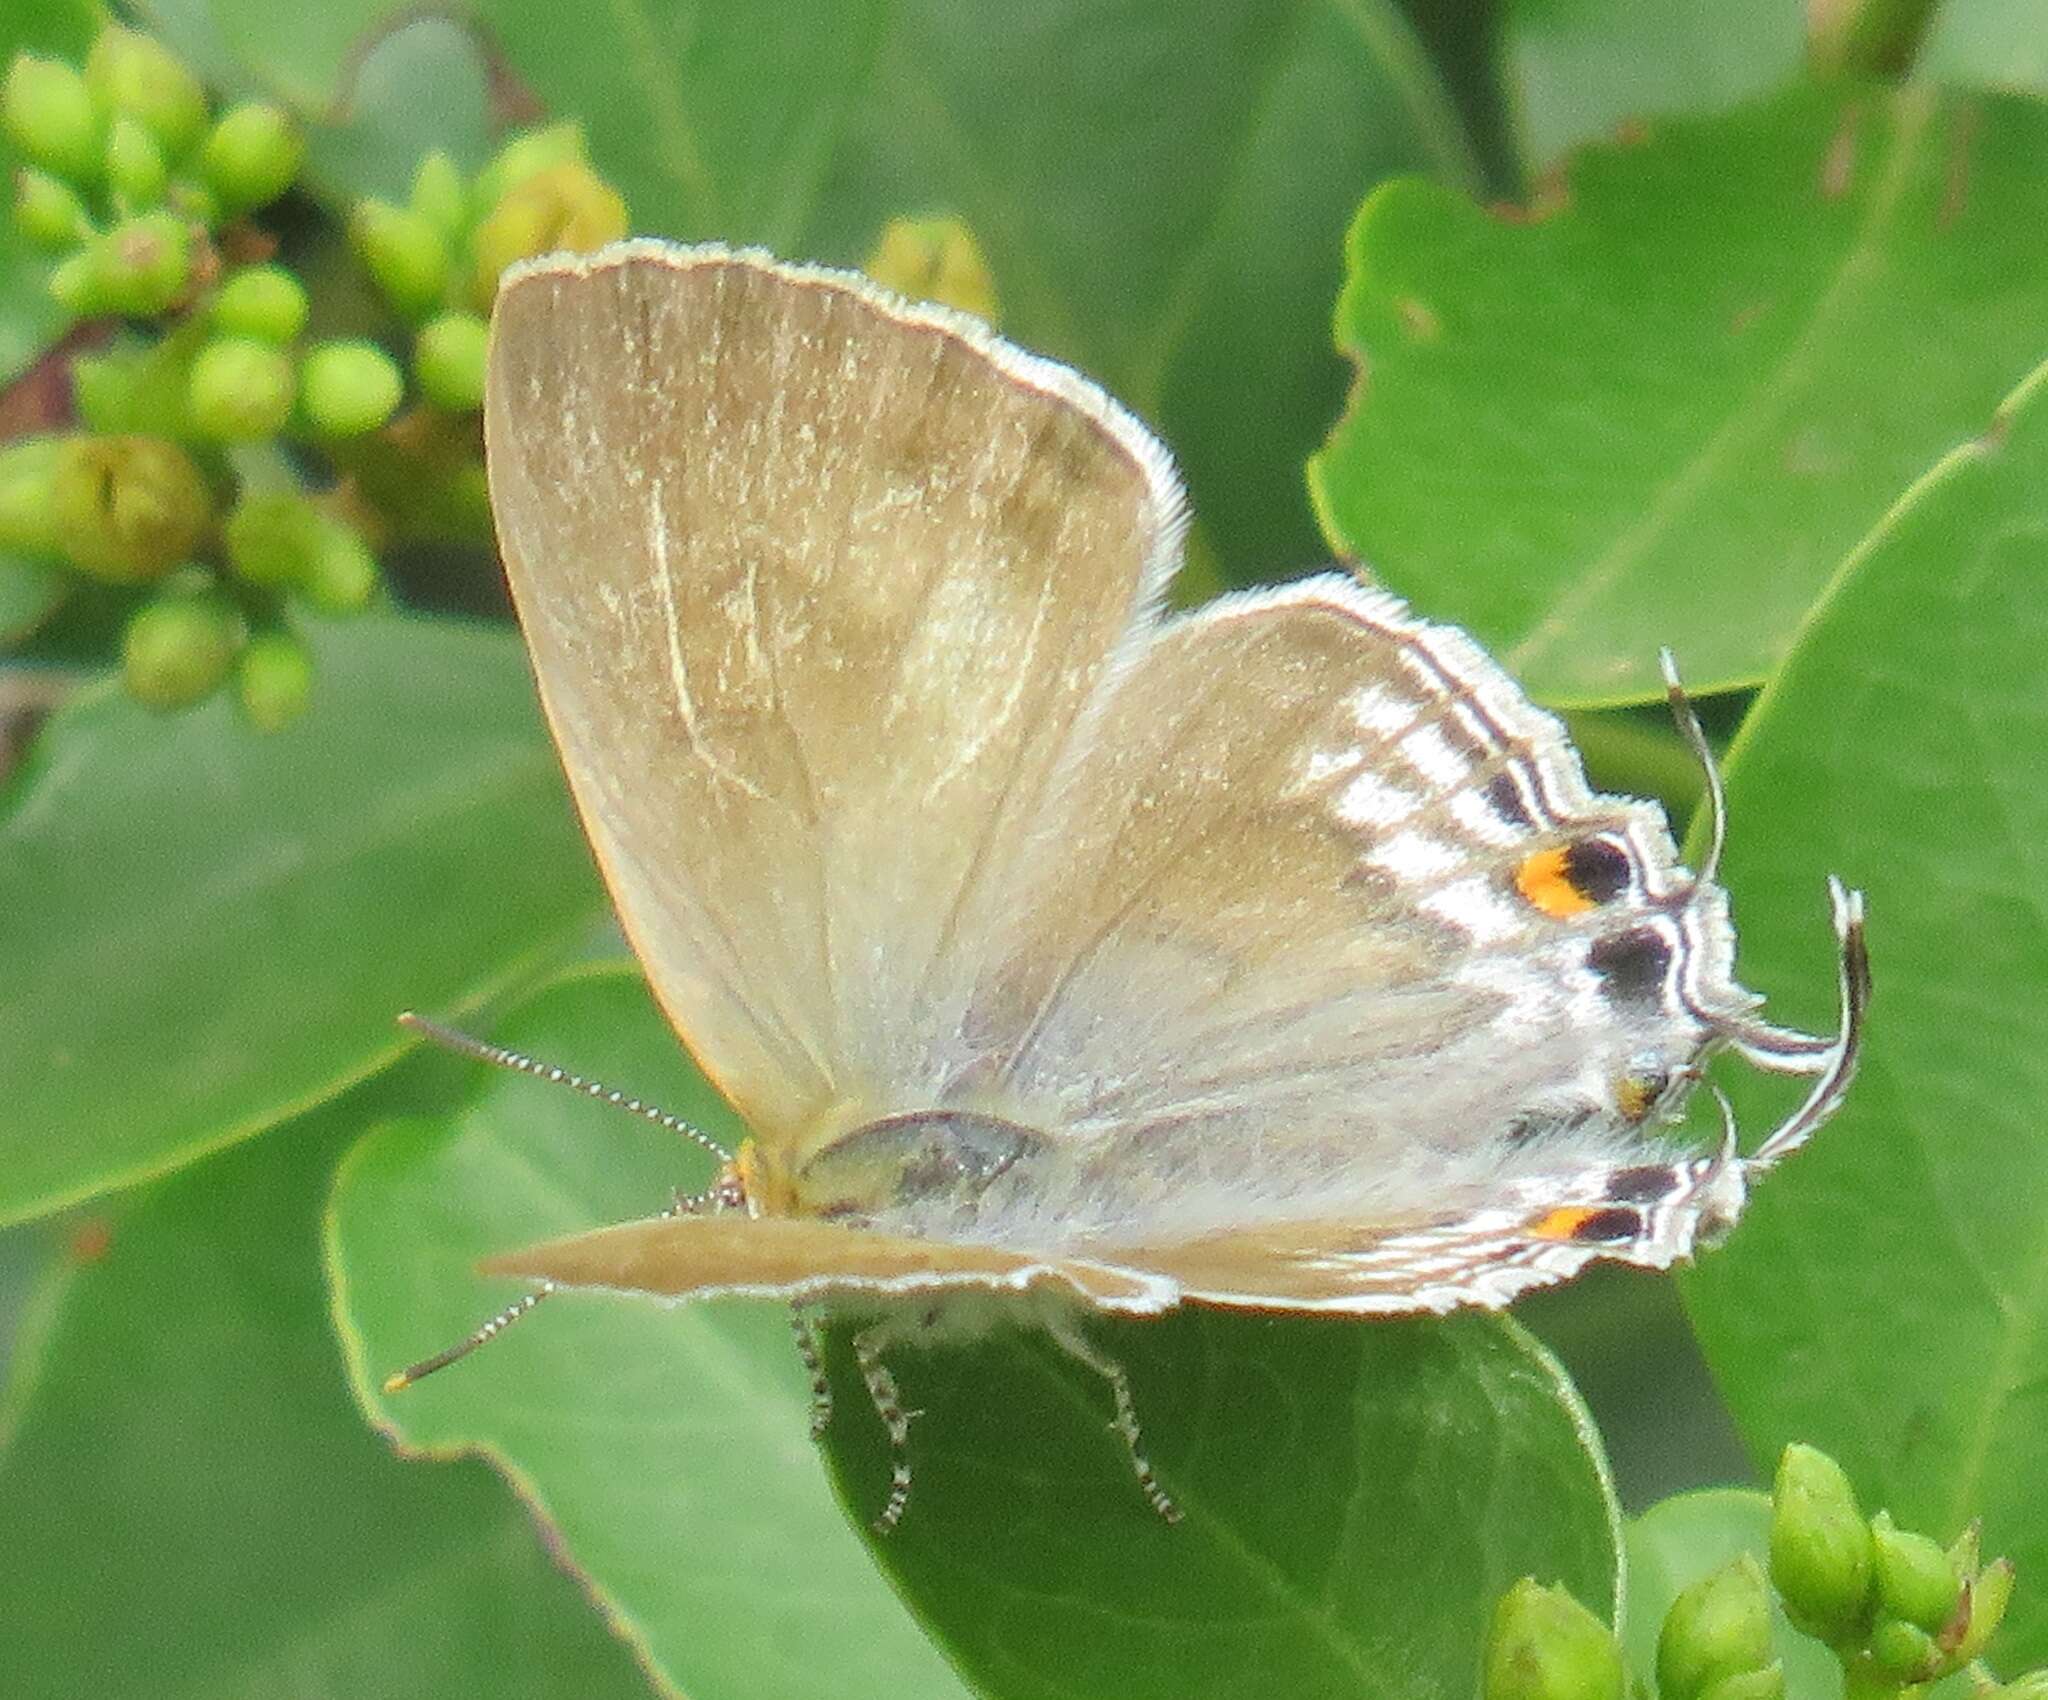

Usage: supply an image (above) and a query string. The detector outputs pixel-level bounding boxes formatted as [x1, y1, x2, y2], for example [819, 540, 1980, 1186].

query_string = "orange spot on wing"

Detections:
[1516, 847, 1596, 918]
[1530, 1205, 1601, 1242]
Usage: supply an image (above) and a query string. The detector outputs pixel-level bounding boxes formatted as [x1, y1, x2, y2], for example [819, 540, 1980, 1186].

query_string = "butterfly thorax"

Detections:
[747, 1108, 1058, 1227]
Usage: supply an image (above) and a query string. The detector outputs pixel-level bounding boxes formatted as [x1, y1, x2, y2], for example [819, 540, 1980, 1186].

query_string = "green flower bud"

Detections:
[1947, 1557, 2015, 1668]
[167, 175, 218, 226]
[864, 214, 1000, 323]
[349, 197, 449, 320]
[122, 587, 241, 709]
[236, 627, 313, 730]
[106, 115, 167, 209]
[412, 310, 487, 411]
[85, 26, 208, 159]
[13, 166, 90, 249]
[469, 160, 626, 306]
[47, 247, 102, 313]
[1946, 1520, 1980, 1581]
[1867, 1617, 1938, 1682]
[198, 101, 302, 214]
[94, 211, 192, 315]
[299, 520, 379, 613]
[1871, 1512, 1960, 1633]
[1695, 1667, 1784, 1700]
[472, 120, 584, 211]
[1770, 1444, 1874, 1644]
[3, 54, 102, 184]
[0, 435, 62, 555]
[223, 490, 324, 586]
[71, 317, 215, 435]
[1482, 1579, 1623, 1700]
[211, 264, 308, 344]
[408, 148, 465, 240]
[1657, 1554, 1774, 1700]
[51, 434, 210, 581]
[300, 340, 404, 438]
[188, 335, 296, 439]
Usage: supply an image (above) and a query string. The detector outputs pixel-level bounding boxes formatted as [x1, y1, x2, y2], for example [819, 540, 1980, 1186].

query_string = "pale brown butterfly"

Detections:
[390, 240, 1867, 1530]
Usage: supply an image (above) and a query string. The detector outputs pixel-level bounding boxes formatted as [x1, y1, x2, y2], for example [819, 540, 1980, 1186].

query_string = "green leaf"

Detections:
[128, 1, 495, 197]
[328, 970, 973, 1700]
[0, 614, 604, 1227]
[1624, 1491, 1840, 1700]
[0, 221, 62, 388]
[304, 16, 493, 200]
[809, 0, 1482, 584]
[1504, 0, 1803, 165]
[137, 0, 1480, 589]
[0, 554, 65, 642]
[1385, 0, 1522, 195]
[1310, 81, 2048, 705]
[1682, 356, 2048, 1665]
[1518, 1266, 1751, 1510]
[0, 1074, 657, 1700]
[1918, 0, 2048, 99]
[824, 1310, 1623, 1700]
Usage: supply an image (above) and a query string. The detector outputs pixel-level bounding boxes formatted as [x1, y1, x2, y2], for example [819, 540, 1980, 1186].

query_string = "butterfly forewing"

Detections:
[484, 244, 1185, 1152]
[481, 1213, 1175, 1310]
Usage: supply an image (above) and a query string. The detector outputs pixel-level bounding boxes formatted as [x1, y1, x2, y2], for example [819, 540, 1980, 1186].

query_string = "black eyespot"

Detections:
[1587, 926, 1673, 1003]
[1485, 771, 1535, 830]
[1562, 836, 1632, 905]
[1566, 1205, 1643, 1243]
[1605, 1164, 1681, 1204]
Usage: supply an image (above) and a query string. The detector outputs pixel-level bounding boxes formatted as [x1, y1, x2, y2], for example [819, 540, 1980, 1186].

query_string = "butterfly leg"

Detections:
[853, 1324, 915, 1533]
[1043, 1313, 1181, 1524]
[789, 1304, 833, 1439]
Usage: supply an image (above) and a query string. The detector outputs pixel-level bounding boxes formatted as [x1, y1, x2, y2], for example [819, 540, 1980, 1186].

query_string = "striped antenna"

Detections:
[382, 1184, 718, 1394]
[384, 1285, 554, 1392]
[381, 1014, 734, 1393]
[397, 1011, 733, 1161]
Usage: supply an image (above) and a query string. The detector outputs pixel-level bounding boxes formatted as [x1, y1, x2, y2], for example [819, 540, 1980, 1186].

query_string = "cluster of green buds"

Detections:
[349, 122, 626, 415]
[1771, 1442, 2019, 1694]
[2, 23, 629, 728]
[1480, 1443, 2037, 1700]
[6, 28, 298, 316]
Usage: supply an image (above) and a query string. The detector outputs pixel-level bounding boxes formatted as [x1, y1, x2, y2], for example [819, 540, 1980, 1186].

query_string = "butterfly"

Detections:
[390, 240, 1867, 1529]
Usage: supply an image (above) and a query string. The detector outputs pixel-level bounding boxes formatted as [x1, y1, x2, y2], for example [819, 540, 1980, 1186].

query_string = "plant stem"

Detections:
[1839, 1653, 1923, 1700]
[1809, 0, 1942, 76]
